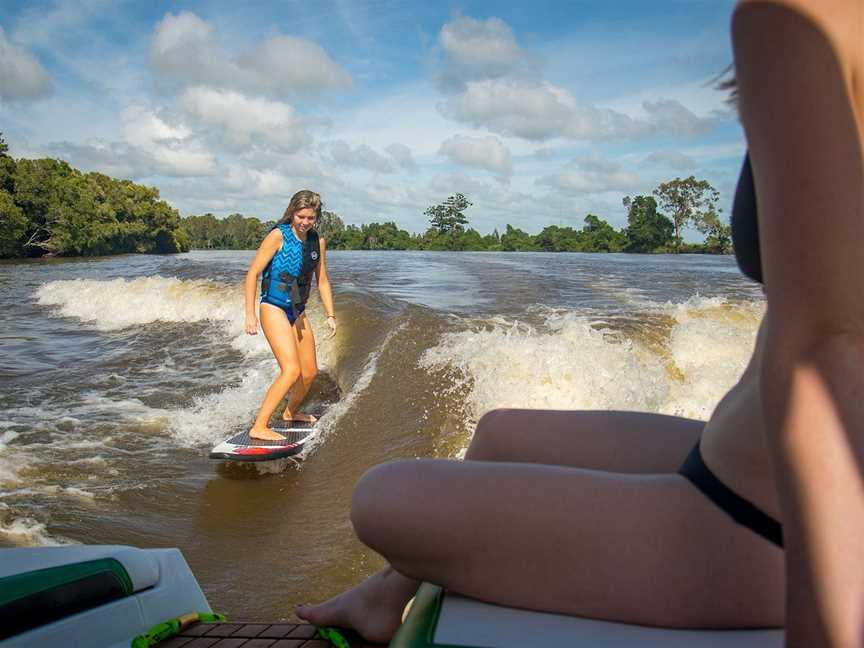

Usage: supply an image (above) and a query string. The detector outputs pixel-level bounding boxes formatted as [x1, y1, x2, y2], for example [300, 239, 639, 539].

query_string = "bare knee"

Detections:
[278, 366, 301, 388]
[351, 461, 400, 551]
[301, 364, 318, 385]
[465, 408, 517, 461]
[351, 459, 440, 558]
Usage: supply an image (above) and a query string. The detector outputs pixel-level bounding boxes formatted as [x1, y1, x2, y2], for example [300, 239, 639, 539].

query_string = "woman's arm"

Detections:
[315, 237, 337, 334]
[733, 1, 864, 645]
[244, 229, 283, 334]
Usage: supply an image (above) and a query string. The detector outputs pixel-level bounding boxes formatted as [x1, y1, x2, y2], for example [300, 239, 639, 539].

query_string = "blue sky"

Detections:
[0, 0, 743, 235]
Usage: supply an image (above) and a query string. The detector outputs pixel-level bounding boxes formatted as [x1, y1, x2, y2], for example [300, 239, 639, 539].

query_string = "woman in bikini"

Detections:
[244, 190, 337, 441]
[298, 1, 864, 644]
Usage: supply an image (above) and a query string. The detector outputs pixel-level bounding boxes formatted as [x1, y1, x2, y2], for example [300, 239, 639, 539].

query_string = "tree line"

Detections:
[0, 134, 188, 258]
[320, 179, 730, 254]
[183, 180, 730, 255]
[0, 133, 731, 258]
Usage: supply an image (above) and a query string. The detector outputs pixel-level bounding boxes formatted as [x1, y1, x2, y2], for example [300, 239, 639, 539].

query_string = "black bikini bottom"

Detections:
[679, 442, 783, 548]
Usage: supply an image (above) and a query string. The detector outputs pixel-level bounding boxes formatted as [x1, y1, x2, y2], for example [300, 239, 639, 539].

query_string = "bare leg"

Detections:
[297, 410, 718, 640]
[348, 459, 783, 627]
[250, 304, 301, 440]
[281, 314, 319, 422]
[466, 408, 702, 470]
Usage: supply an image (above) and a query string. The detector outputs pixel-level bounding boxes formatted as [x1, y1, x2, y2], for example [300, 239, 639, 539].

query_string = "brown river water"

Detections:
[0, 249, 763, 619]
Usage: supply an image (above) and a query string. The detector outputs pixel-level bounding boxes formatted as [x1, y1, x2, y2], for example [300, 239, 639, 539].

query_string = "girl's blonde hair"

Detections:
[278, 190, 323, 226]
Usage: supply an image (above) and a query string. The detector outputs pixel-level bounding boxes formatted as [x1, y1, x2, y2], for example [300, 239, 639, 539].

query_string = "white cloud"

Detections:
[121, 105, 215, 176]
[181, 86, 308, 151]
[0, 27, 52, 100]
[330, 140, 393, 173]
[150, 12, 352, 97]
[642, 99, 713, 137]
[433, 14, 721, 144]
[440, 79, 621, 141]
[438, 16, 527, 90]
[50, 135, 215, 180]
[642, 149, 696, 171]
[439, 134, 512, 180]
[150, 12, 222, 84]
[50, 140, 151, 179]
[238, 35, 353, 94]
[571, 152, 624, 174]
[385, 143, 416, 171]
[537, 154, 641, 195]
[441, 78, 720, 143]
[122, 105, 190, 147]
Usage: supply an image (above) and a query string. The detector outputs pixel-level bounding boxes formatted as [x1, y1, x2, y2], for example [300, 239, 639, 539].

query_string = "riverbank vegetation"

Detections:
[183, 180, 730, 255]
[0, 134, 730, 258]
[0, 134, 188, 258]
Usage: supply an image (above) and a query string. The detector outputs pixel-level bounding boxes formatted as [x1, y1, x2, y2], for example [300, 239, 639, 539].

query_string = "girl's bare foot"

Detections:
[295, 567, 419, 643]
[249, 427, 285, 441]
[281, 411, 318, 423]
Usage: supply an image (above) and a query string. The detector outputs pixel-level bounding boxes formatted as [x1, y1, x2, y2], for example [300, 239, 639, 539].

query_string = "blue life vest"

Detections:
[260, 225, 320, 311]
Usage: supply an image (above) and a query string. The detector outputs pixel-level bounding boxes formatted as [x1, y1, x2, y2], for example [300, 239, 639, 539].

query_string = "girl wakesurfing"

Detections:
[243, 190, 336, 441]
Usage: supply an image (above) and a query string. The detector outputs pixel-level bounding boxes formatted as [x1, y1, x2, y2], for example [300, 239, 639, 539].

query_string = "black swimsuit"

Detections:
[677, 153, 784, 548]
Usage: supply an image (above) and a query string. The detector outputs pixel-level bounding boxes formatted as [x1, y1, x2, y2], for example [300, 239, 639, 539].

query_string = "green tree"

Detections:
[425, 193, 472, 234]
[0, 133, 9, 158]
[533, 225, 575, 252]
[653, 176, 720, 253]
[317, 210, 345, 241]
[500, 224, 538, 251]
[12, 158, 77, 255]
[0, 189, 27, 257]
[180, 213, 220, 249]
[581, 214, 626, 252]
[622, 195, 674, 252]
[339, 224, 366, 249]
[694, 209, 732, 254]
[6, 159, 187, 257]
[359, 221, 413, 249]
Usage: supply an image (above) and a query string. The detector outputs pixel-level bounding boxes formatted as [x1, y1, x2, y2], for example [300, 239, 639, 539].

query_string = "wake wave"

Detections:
[420, 296, 763, 427]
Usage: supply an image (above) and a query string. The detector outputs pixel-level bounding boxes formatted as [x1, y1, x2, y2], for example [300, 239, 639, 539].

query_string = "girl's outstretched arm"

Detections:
[244, 229, 282, 335]
[733, 1, 864, 645]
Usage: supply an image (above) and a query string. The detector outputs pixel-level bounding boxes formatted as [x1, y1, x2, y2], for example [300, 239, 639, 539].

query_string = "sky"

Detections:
[0, 0, 744, 236]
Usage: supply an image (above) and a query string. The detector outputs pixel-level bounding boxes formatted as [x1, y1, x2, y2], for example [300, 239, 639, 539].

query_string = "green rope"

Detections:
[317, 625, 351, 648]
[130, 611, 226, 648]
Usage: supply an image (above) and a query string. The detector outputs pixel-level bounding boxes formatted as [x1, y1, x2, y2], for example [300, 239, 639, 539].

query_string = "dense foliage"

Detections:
[0, 134, 188, 258]
[180, 212, 271, 250]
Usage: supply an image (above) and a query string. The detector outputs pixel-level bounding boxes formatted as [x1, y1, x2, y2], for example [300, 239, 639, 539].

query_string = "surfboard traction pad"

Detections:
[209, 420, 317, 462]
[153, 620, 381, 647]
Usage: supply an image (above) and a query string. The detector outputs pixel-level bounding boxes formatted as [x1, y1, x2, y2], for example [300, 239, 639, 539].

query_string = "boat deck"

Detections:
[155, 621, 381, 648]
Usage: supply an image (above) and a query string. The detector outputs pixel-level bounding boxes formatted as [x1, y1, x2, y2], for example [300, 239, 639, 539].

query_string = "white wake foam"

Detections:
[36, 277, 242, 332]
[420, 296, 764, 430]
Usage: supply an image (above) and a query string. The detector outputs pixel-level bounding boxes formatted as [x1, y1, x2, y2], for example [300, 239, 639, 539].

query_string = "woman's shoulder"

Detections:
[261, 226, 284, 250]
[734, 0, 862, 108]
[735, 0, 861, 57]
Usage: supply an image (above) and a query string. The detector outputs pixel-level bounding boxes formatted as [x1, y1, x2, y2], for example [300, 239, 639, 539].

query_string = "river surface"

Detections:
[0, 249, 763, 618]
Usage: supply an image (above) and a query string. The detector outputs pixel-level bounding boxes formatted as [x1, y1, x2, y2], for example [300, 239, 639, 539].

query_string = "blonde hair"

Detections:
[278, 190, 323, 226]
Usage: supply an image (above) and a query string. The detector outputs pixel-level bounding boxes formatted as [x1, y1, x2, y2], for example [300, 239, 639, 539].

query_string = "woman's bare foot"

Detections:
[249, 427, 286, 441]
[281, 411, 318, 423]
[295, 567, 419, 643]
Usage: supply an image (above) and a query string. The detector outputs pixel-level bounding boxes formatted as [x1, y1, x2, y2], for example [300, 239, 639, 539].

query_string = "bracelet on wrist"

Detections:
[327, 315, 336, 319]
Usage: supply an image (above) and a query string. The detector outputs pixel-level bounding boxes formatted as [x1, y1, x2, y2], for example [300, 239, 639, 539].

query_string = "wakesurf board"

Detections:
[209, 420, 317, 462]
